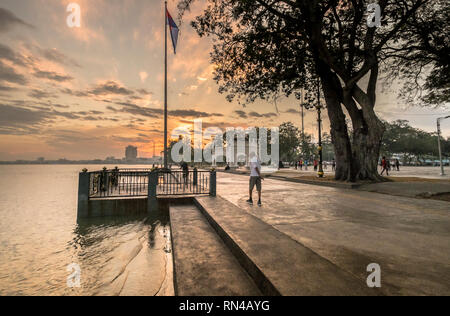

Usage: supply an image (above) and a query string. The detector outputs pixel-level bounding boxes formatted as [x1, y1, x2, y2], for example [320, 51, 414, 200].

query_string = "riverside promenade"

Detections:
[209, 172, 450, 296]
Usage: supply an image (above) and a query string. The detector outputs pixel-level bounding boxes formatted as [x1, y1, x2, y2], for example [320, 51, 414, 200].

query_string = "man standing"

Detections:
[395, 159, 400, 171]
[247, 152, 263, 206]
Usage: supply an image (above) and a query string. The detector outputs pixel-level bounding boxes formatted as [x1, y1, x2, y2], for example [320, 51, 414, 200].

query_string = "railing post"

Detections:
[209, 170, 216, 197]
[148, 171, 158, 212]
[77, 170, 90, 218]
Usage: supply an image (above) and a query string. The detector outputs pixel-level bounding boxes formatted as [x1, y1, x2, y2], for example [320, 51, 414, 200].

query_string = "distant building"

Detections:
[125, 146, 138, 161]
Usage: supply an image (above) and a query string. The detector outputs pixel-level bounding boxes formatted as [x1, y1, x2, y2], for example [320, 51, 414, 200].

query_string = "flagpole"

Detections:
[164, 0, 168, 169]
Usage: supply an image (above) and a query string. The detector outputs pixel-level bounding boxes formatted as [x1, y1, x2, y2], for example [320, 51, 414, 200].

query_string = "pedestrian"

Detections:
[181, 161, 189, 184]
[295, 161, 298, 170]
[380, 156, 389, 176]
[332, 159, 336, 171]
[299, 160, 303, 170]
[395, 159, 400, 171]
[247, 152, 263, 206]
[314, 159, 318, 171]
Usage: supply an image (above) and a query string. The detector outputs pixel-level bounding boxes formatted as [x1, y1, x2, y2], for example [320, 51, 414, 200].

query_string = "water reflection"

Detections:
[0, 165, 173, 296]
[69, 209, 173, 296]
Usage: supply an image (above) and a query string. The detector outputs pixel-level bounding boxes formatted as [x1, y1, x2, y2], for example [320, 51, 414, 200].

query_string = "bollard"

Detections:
[147, 171, 158, 212]
[209, 170, 216, 197]
[77, 170, 90, 218]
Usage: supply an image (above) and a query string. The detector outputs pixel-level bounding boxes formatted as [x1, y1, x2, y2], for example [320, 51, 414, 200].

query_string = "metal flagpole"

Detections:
[164, 1, 168, 169]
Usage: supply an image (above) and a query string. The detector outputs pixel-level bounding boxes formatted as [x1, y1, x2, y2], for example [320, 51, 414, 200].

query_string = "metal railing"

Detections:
[157, 170, 210, 196]
[89, 170, 149, 198]
[87, 168, 214, 199]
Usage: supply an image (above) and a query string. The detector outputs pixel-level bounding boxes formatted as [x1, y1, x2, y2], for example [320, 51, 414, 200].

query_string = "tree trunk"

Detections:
[318, 62, 354, 181]
[318, 61, 385, 182]
[342, 89, 386, 181]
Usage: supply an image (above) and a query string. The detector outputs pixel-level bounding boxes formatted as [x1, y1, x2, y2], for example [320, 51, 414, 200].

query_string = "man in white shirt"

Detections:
[247, 152, 263, 206]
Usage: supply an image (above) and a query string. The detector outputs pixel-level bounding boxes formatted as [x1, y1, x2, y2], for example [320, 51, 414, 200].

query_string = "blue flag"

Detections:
[166, 9, 179, 54]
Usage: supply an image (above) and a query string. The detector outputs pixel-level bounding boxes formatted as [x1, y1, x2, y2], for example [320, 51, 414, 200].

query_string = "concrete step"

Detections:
[169, 204, 261, 296]
[194, 196, 379, 296]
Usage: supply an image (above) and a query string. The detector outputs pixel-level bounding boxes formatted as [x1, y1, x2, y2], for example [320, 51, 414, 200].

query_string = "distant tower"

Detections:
[125, 145, 138, 161]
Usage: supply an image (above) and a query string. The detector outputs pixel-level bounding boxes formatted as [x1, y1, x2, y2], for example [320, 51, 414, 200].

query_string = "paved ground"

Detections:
[216, 172, 450, 296]
[196, 196, 378, 296]
[170, 204, 261, 296]
[226, 166, 450, 199]
[271, 166, 450, 180]
[359, 182, 450, 200]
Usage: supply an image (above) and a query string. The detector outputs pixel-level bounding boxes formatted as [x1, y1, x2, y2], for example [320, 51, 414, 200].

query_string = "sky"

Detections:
[0, 0, 449, 161]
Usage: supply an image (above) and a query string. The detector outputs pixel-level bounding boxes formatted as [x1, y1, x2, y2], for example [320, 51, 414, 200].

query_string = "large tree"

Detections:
[279, 122, 301, 162]
[384, 0, 450, 106]
[178, 0, 444, 181]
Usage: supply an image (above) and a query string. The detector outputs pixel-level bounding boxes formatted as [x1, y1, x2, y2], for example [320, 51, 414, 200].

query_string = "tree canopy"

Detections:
[178, 0, 448, 181]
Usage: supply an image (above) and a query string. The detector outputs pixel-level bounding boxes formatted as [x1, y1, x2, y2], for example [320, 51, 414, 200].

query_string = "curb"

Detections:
[193, 197, 281, 296]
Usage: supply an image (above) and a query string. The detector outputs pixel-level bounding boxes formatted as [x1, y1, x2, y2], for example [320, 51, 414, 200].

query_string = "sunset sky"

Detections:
[0, 0, 448, 161]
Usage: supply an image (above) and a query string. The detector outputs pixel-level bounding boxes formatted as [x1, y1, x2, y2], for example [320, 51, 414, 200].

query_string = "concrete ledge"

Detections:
[170, 204, 261, 296]
[194, 196, 379, 296]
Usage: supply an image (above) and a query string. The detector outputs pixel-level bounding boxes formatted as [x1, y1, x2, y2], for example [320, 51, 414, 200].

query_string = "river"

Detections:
[0, 165, 173, 296]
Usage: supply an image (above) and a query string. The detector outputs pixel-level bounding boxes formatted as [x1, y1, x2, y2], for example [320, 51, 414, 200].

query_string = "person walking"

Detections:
[247, 152, 263, 206]
[299, 159, 303, 170]
[332, 159, 336, 172]
[395, 159, 400, 171]
[313, 159, 318, 171]
[380, 156, 389, 176]
[181, 161, 189, 184]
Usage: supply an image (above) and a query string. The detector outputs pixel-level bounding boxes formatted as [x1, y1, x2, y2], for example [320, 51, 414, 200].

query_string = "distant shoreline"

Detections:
[0, 162, 159, 165]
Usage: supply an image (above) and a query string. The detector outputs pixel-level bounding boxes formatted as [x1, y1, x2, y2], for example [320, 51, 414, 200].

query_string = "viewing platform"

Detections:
[77, 167, 216, 218]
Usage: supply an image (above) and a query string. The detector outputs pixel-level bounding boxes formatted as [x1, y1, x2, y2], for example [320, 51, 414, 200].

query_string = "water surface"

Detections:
[0, 165, 173, 296]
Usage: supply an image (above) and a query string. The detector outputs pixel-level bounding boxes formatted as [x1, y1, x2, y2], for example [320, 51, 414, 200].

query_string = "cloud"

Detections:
[33, 70, 73, 82]
[234, 110, 248, 119]
[35, 47, 81, 68]
[88, 80, 134, 96]
[285, 108, 300, 114]
[60, 87, 89, 97]
[0, 84, 17, 92]
[28, 89, 57, 100]
[0, 8, 34, 33]
[248, 111, 278, 118]
[0, 60, 27, 85]
[114, 101, 224, 119]
[169, 109, 224, 118]
[137, 88, 153, 95]
[0, 103, 49, 126]
[0, 43, 28, 67]
[60, 80, 136, 98]
[116, 102, 162, 118]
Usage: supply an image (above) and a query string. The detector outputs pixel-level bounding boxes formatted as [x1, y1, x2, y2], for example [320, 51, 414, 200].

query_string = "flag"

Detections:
[166, 9, 179, 54]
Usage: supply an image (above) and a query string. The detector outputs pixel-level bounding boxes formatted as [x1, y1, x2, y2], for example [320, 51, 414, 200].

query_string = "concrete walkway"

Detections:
[358, 181, 450, 200]
[195, 196, 378, 296]
[170, 204, 261, 296]
[216, 173, 450, 296]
